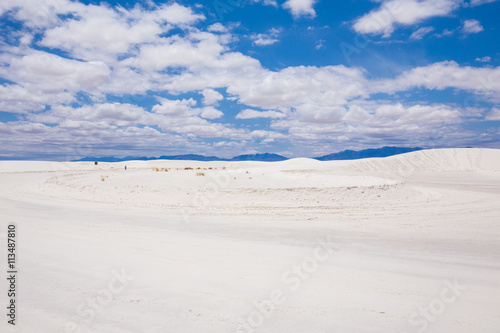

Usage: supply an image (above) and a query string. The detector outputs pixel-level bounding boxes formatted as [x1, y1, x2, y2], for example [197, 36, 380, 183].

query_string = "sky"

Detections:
[0, 0, 499, 160]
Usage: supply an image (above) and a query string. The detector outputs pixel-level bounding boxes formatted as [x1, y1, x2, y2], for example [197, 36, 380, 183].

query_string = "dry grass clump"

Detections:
[196, 172, 205, 176]
[152, 167, 169, 172]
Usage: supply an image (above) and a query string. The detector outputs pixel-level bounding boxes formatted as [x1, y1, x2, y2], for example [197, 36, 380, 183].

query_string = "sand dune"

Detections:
[1, 149, 499, 332]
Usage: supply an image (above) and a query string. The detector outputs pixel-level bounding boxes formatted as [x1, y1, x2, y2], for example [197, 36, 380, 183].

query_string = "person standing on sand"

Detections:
[125, 165, 127, 170]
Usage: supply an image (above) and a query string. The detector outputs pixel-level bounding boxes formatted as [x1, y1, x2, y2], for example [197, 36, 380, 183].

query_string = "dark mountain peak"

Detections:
[230, 153, 288, 162]
[157, 154, 223, 161]
[315, 146, 424, 161]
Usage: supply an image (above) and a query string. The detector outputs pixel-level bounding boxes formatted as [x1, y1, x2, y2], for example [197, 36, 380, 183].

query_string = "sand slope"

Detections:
[0, 148, 499, 333]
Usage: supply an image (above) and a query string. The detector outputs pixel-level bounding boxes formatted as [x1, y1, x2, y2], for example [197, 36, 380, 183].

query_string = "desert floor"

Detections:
[1, 148, 499, 333]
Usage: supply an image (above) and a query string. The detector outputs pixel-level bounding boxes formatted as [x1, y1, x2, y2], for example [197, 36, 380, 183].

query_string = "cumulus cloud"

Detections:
[475, 56, 491, 62]
[353, 0, 461, 37]
[485, 108, 500, 121]
[151, 97, 223, 120]
[462, 19, 484, 34]
[374, 61, 500, 97]
[236, 109, 287, 119]
[374, 103, 462, 125]
[201, 89, 224, 105]
[251, 28, 281, 46]
[39, 3, 204, 62]
[152, 98, 197, 116]
[30, 103, 148, 127]
[0, 0, 73, 28]
[251, 130, 286, 143]
[0, 84, 74, 113]
[1, 51, 110, 94]
[283, 0, 318, 18]
[352, 0, 492, 38]
[199, 106, 224, 119]
[207, 23, 228, 33]
[273, 101, 467, 154]
[130, 31, 255, 73]
[228, 65, 367, 110]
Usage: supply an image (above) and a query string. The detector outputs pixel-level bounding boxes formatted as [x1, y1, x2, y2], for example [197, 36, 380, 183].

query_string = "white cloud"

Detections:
[0, 84, 74, 113]
[41, 10, 160, 61]
[152, 98, 197, 116]
[375, 61, 500, 96]
[157, 120, 248, 139]
[30, 103, 149, 127]
[294, 104, 346, 123]
[376, 103, 462, 125]
[435, 28, 456, 38]
[144, 43, 262, 93]
[272, 101, 466, 152]
[199, 106, 224, 119]
[283, 0, 318, 18]
[39, 3, 204, 62]
[251, 28, 281, 46]
[410, 26, 435, 40]
[315, 39, 325, 50]
[469, 0, 499, 6]
[0, 121, 49, 135]
[236, 109, 287, 119]
[152, 3, 205, 25]
[462, 19, 484, 34]
[228, 65, 368, 110]
[353, 0, 461, 37]
[201, 89, 224, 105]
[151, 97, 223, 120]
[0, 118, 207, 160]
[342, 105, 371, 122]
[251, 0, 279, 6]
[0, 0, 73, 28]
[251, 130, 286, 143]
[475, 56, 491, 62]
[131, 31, 246, 72]
[1, 51, 110, 94]
[485, 108, 500, 121]
[207, 23, 228, 33]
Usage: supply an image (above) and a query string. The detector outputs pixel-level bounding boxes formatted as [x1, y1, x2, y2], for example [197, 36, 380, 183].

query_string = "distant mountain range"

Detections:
[315, 146, 423, 161]
[75, 147, 424, 162]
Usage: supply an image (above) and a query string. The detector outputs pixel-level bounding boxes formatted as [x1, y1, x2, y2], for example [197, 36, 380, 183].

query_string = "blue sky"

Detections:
[0, 0, 499, 160]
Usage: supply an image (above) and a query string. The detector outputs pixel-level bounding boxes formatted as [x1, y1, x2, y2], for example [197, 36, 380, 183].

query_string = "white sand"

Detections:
[1, 148, 499, 332]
